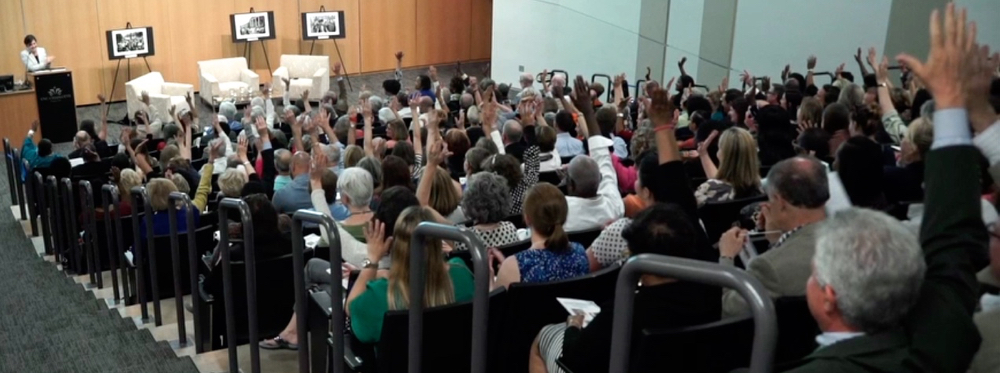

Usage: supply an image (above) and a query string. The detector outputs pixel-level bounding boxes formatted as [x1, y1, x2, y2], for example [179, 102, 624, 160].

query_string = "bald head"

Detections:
[567, 155, 600, 198]
[292, 151, 311, 177]
[502, 120, 523, 144]
[419, 96, 434, 112]
[274, 149, 292, 175]
[74, 131, 91, 149]
[765, 156, 829, 209]
[461, 93, 475, 109]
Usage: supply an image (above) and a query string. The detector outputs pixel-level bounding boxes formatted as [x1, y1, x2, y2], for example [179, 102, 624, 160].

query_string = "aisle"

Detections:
[0, 194, 200, 373]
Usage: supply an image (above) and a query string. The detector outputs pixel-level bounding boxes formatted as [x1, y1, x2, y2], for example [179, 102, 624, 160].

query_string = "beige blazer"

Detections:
[722, 223, 820, 317]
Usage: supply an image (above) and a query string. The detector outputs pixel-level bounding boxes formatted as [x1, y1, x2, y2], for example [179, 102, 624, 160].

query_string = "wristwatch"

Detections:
[361, 258, 379, 270]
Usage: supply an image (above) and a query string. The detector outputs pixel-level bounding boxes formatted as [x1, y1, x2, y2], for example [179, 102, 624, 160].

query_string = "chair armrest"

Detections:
[312, 67, 328, 80]
[241, 69, 260, 89]
[201, 72, 218, 84]
[309, 291, 333, 318]
[342, 334, 365, 371]
[272, 67, 289, 96]
[161, 82, 194, 97]
[200, 72, 220, 103]
[312, 68, 329, 98]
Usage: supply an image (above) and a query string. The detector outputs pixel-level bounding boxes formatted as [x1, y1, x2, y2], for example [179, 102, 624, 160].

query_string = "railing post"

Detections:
[60, 178, 82, 277]
[35, 172, 49, 253]
[78, 180, 103, 288]
[14, 150, 28, 223]
[608, 254, 777, 373]
[45, 176, 62, 263]
[4, 138, 18, 206]
[130, 187, 152, 323]
[218, 198, 261, 373]
[407, 222, 490, 373]
[290, 210, 344, 373]
[167, 192, 195, 348]
[101, 184, 122, 304]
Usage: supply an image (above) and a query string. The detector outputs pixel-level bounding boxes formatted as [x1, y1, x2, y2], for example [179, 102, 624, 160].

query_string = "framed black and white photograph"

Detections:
[301, 11, 345, 40]
[105, 27, 155, 60]
[230, 11, 276, 42]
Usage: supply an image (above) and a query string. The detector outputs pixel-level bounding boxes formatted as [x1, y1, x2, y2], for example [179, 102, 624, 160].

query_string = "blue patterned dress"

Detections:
[513, 242, 589, 283]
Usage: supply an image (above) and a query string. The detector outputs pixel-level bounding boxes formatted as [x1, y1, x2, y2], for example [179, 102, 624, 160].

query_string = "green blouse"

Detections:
[349, 258, 475, 344]
[341, 223, 367, 243]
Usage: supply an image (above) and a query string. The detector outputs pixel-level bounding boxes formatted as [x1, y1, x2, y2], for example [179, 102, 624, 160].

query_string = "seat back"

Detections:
[279, 54, 329, 78]
[208, 253, 305, 348]
[630, 316, 755, 372]
[125, 71, 166, 96]
[538, 171, 561, 186]
[142, 225, 213, 300]
[376, 290, 508, 373]
[198, 57, 247, 82]
[492, 265, 621, 373]
[567, 227, 602, 248]
[773, 296, 820, 364]
[497, 238, 531, 258]
[698, 194, 767, 244]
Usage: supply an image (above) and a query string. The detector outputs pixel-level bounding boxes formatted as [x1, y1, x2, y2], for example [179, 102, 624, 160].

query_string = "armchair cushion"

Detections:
[272, 55, 329, 99]
[197, 57, 253, 104]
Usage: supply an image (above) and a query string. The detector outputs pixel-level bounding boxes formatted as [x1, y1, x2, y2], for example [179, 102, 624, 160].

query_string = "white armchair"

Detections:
[271, 55, 330, 101]
[125, 72, 194, 124]
[197, 57, 259, 104]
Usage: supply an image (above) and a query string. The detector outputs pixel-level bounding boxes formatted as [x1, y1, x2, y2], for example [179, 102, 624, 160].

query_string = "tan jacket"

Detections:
[722, 223, 820, 317]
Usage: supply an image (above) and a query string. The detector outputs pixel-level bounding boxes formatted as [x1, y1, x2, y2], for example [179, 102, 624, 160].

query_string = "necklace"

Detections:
[351, 210, 373, 215]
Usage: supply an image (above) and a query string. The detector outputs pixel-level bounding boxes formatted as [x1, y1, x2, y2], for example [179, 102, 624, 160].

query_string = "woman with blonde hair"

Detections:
[695, 127, 763, 206]
[491, 183, 588, 289]
[884, 117, 933, 204]
[346, 206, 474, 343]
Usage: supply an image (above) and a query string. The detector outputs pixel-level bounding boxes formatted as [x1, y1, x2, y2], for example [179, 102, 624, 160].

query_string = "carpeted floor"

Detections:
[0, 175, 199, 372]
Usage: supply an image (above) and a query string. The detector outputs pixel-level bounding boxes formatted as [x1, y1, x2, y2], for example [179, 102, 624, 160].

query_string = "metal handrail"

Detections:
[290, 210, 343, 373]
[591, 73, 613, 103]
[608, 254, 777, 373]
[14, 149, 28, 223]
[78, 180, 102, 288]
[408, 222, 490, 373]
[101, 184, 122, 304]
[217, 198, 260, 373]
[167, 192, 198, 348]
[4, 138, 17, 206]
[60, 178, 81, 277]
[45, 176, 62, 262]
[35, 172, 49, 252]
[130, 186, 159, 324]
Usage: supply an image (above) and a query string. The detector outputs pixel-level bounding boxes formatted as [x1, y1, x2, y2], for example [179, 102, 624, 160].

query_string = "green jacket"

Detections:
[783, 145, 986, 373]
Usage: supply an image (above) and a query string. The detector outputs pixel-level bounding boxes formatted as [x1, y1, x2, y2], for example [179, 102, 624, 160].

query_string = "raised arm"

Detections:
[410, 98, 424, 158]
[677, 57, 688, 77]
[806, 55, 817, 88]
[394, 51, 404, 81]
[874, 55, 906, 145]
[302, 89, 312, 114]
[362, 100, 374, 157]
[291, 113, 305, 153]
[698, 130, 720, 179]
[255, 117, 277, 193]
[417, 138, 455, 224]
[193, 141, 222, 211]
[97, 94, 108, 141]
[853, 47, 870, 77]
[334, 62, 348, 105]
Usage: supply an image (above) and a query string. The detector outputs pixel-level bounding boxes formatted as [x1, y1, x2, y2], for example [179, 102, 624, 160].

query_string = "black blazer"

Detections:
[782, 146, 986, 373]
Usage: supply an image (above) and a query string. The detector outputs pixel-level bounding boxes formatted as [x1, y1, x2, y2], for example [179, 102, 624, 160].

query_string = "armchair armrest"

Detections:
[343, 334, 365, 371]
[161, 82, 194, 97]
[272, 67, 289, 96]
[241, 69, 260, 90]
[312, 67, 328, 80]
[200, 72, 220, 103]
[312, 67, 330, 101]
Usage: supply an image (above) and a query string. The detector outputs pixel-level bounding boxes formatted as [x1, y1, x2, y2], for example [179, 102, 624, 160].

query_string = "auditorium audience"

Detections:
[695, 127, 763, 206]
[22, 120, 61, 169]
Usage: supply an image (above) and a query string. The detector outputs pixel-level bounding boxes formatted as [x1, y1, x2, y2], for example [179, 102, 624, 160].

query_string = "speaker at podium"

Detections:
[29, 69, 77, 144]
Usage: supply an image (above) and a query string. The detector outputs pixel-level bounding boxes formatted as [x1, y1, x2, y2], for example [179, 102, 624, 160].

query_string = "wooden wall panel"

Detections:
[298, 0, 362, 77]
[22, 0, 105, 107]
[470, 0, 493, 60]
[0, 0, 27, 83]
[414, 0, 471, 66]
[359, 0, 417, 72]
[234, 0, 301, 83]
[96, 0, 176, 102]
[165, 0, 238, 97]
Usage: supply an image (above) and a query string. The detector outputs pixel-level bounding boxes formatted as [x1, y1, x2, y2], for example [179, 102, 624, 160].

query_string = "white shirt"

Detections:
[20, 47, 50, 72]
[815, 332, 865, 347]
[539, 150, 562, 173]
[564, 136, 624, 232]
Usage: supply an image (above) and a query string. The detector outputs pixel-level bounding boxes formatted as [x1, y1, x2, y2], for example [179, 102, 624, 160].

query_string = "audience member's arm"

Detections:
[309, 149, 335, 244]
[257, 119, 276, 194]
[346, 219, 391, 317]
[261, 83, 276, 125]
[873, 55, 906, 145]
[968, 48, 1000, 177]
[291, 114, 305, 153]
[677, 57, 688, 77]
[698, 130, 720, 179]
[806, 55, 817, 88]
[302, 89, 312, 115]
[362, 101, 375, 158]
[22, 120, 39, 163]
[97, 94, 108, 141]
[481, 91, 506, 155]
[648, 88, 699, 217]
[416, 141, 456, 224]
[192, 153, 216, 212]
[393, 51, 404, 81]
[281, 77, 291, 108]
[334, 63, 348, 106]
[569, 75, 622, 218]
[853, 47, 870, 77]
[237, 135, 256, 178]
[493, 255, 521, 290]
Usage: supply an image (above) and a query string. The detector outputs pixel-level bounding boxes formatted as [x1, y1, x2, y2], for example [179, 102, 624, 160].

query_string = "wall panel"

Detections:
[22, 0, 105, 107]
[414, 0, 471, 66]
[165, 0, 238, 98]
[96, 0, 176, 102]
[234, 0, 301, 83]
[469, 0, 492, 60]
[359, 0, 417, 72]
[0, 0, 27, 83]
[299, 0, 362, 77]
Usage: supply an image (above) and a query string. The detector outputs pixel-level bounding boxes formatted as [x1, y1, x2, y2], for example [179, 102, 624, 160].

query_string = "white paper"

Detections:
[68, 157, 84, 167]
[125, 54, 137, 59]
[304, 233, 321, 249]
[247, 38, 259, 42]
[557, 297, 601, 328]
[318, 36, 329, 40]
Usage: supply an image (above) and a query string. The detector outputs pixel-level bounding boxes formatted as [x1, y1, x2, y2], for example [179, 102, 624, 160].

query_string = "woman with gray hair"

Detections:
[459, 172, 519, 248]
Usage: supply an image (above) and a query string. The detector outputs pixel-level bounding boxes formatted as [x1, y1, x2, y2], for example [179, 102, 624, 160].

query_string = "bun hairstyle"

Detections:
[523, 183, 570, 252]
[852, 102, 883, 138]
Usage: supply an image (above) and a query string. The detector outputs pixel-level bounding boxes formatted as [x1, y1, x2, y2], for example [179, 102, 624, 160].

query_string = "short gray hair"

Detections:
[338, 167, 374, 208]
[250, 105, 266, 124]
[765, 156, 829, 209]
[503, 120, 523, 142]
[368, 96, 384, 113]
[218, 168, 247, 197]
[837, 83, 864, 108]
[357, 157, 383, 188]
[323, 144, 341, 167]
[813, 208, 925, 333]
[219, 102, 238, 122]
[274, 148, 292, 173]
[461, 172, 511, 224]
[567, 156, 600, 198]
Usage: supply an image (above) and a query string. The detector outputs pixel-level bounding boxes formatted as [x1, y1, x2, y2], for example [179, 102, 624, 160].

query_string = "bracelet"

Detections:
[653, 124, 675, 132]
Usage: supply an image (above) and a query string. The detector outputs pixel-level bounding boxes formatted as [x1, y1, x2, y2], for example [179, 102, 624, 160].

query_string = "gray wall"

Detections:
[883, 0, 949, 83]
[696, 0, 738, 87]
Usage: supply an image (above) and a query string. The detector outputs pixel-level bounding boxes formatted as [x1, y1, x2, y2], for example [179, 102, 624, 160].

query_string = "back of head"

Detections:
[119, 169, 142, 198]
[387, 205, 453, 310]
[292, 151, 311, 175]
[717, 127, 762, 197]
[905, 117, 934, 160]
[323, 144, 341, 167]
[684, 95, 713, 115]
[159, 145, 180, 166]
[555, 110, 575, 133]
[429, 166, 460, 215]
[852, 103, 883, 138]
[502, 120, 524, 143]
[755, 105, 796, 164]
[813, 208, 925, 333]
[147, 178, 178, 211]
[535, 125, 557, 153]
[797, 128, 832, 161]
[381, 155, 415, 191]
[799, 97, 824, 125]
[765, 156, 830, 209]
[822, 103, 852, 134]
[112, 152, 132, 171]
[391, 141, 416, 166]
[475, 136, 499, 155]
[170, 174, 191, 194]
[343, 145, 364, 168]
[218, 168, 248, 198]
[444, 130, 471, 160]
[462, 172, 511, 224]
[376, 186, 421, 237]
[317, 168, 338, 202]
[334, 116, 352, 145]
[523, 183, 570, 252]
[75, 131, 91, 148]
[383, 79, 402, 96]
[838, 83, 865, 109]
[835, 136, 886, 209]
[245, 193, 281, 238]
[338, 167, 374, 208]
[38, 139, 53, 157]
[567, 155, 600, 198]
[622, 203, 699, 259]
[274, 149, 292, 173]
[387, 119, 408, 141]
[357, 156, 383, 189]
[465, 147, 491, 175]
[210, 138, 227, 158]
[219, 102, 238, 121]
[483, 153, 522, 190]
[595, 106, 617, 137]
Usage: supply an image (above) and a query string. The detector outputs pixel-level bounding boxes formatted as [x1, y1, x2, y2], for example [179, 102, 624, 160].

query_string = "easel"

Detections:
[242, 7, 273, 74]
[306, 5, 353, 91]
[108, 22, 152, 124]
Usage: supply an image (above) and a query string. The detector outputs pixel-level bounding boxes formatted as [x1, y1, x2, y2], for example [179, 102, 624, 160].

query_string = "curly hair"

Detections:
[461, 172, 511, 224]
[483, 153, 522, 191]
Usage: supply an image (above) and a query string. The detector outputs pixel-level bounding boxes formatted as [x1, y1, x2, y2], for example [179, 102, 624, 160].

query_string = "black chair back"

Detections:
[773, 296, 820, 364]
[207, 253, 304, 347]
[698, 194, 767, 244]
[538, 171, 561, 186]
[567, 227, 602, 248]
[142, 225, 213, 299]
[505, 214, 526, 229]
[627, 316, 755, 372]
[492, 265, 621, 373]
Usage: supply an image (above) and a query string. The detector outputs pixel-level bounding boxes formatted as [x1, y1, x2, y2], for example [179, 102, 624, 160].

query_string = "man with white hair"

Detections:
[68, 131, 92, 159]
[782, 5, 987, 371]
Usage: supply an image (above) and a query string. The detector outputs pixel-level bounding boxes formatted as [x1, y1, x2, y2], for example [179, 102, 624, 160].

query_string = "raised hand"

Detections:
[364, 219, 392, 262]
[569, 75, 594, 116]
[98, 94, 107, 103]
[697, 130, 720, 155]
[854, 47, 863, 63]
[428, 140, 452, 166]
[310, 146, 327, 181]
[876, 56, 890, 84]
[896, 3, 975, 109]
[797, 119, 817, 134]
[782, 64, 791, 80]
[679, 57, 687, 66]
[647, 88, 677, 127]
[141, 91, 150, 106]
[394, 51, 404, 61]
[333, 62, 342, 76]
[867, 47, 878, 69]
[237, 135, 250, 163]
[31, 120, 39, 133]
[719, 75, 729, 92]
[390, 96, 401, 112]
[282, 77, 291, 89]
[169, 104, 177, 117]
[965, 44, 999, 133]
[302, 89, 310, 102]
[807, 55, 817, 70]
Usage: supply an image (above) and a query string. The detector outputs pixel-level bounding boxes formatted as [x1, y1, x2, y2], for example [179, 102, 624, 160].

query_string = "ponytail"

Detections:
[545, 224, 570, 253]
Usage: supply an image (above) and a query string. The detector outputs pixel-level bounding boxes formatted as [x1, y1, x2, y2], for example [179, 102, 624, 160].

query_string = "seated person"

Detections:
[458, 172, 519, 249]
[137, 148, 213, 239]
[69, 144, 106, 177]
[313, 166, 374, 242]
[491, 183, 588, 289]
[695, 127, 763, 206]
[531, 204, 722, 373]
[207, 194, 292, 267]
[346, 206, 474, 344]
[22, 121, 61, 169]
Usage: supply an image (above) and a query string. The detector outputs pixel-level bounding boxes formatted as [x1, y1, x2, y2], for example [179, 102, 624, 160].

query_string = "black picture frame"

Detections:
[230, 11, 277, 42]
[301, 11, 346, 40]
[105, 26, 156, 60]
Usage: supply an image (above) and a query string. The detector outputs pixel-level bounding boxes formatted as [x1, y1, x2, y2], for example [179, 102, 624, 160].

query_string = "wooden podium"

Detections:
[29, 69, 77, 144]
